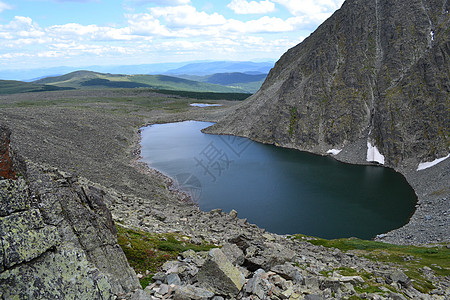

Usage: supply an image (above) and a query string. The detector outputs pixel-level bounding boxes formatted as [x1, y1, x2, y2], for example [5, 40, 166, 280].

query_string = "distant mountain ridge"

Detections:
[164, 61, 273, 76]
[0, 61, 274, 82]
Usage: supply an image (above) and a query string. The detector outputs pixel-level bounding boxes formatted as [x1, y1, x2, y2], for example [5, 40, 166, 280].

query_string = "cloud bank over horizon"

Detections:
[0, 0, 344, 70]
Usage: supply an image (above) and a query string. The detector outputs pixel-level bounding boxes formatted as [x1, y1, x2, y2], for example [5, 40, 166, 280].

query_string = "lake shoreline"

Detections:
[0, 89, 445, 245]
[139, 120, 417, 240]
[204, 121, 449, 245]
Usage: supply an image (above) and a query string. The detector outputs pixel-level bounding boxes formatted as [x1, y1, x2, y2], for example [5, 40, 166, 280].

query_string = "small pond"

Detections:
[140, 121, 417, 239]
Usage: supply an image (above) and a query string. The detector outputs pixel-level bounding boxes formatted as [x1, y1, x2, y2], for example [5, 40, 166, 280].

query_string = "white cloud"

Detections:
[0, 1, 12, 13]
[0, 16, 45, 39]
[224, 16, 293, 33]
[273, 0, 344, 16]
[227, 0, 276, 14]
[149, 5, 227, 27]
[126, 13, 172, 36]
[1, 1, 336, 69]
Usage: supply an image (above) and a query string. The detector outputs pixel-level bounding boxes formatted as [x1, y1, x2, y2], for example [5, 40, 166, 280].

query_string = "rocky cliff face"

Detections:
[206, 0, 449, 168]
[0, 125, 140, 299]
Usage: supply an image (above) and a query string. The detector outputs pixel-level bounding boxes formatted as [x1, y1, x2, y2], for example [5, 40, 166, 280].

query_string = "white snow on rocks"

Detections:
[190, 103, 222, 107]
[326, 149, 342, 155]
[417, 153, 450, 171]
[366, 141, 385, 164]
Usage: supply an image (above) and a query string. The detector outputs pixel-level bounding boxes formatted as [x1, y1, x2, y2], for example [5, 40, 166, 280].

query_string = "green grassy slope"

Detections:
[34, 71, 249, 93]
[0, 80, 74, 95]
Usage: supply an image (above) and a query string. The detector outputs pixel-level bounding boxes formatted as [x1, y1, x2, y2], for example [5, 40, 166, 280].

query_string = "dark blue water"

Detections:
[140, 121, 417, 239]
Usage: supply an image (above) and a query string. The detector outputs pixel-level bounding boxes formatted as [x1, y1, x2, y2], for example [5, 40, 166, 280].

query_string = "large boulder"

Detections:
[197, 248, 245, 297]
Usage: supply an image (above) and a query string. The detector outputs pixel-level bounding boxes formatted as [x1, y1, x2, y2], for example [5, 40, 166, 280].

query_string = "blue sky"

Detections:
[0, 0, 344, 70]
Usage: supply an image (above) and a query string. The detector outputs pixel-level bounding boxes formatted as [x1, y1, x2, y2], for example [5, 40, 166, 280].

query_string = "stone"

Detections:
[388, 293, 408, 300]
[0, 244, 113, 299]
[197, 248, 245, 297]
[173, 285, 215, 300]
[271, 263, 304, 284]
[130, 289, 153, 300]
[386, 270, 411, 287]
[152, 272, 166, 282]
[166, 273, 182, 286]
[0, 208, 60, 269]
[247, 242, 297, 270]
[152, 209, 167, 221]
[157, 284, 170, 296]
[0, 178, 29, 217]
[304, 295, 325, 300]
[245, 269, 273, 299]
[221, 243, 245, 265]
[229, 209, 238, 219]
[0, 157, 140, 298]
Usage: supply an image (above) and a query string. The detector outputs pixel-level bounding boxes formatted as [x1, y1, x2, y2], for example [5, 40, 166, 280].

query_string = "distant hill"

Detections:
[164, 61, 273, 76]
[0, 80, 74, 95]
[175, 72, 267, 93]
[34, 71, 249, 93]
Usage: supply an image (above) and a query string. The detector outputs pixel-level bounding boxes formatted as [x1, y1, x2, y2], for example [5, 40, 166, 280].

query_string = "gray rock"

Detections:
[304, 295, 325, 300]
[197, 248, 245, 297]
[388, 292, 408, 300]
[152, 272, 166, 282]
[221, 243, 245, 265]
[0, 208, 60, 269]
[156, 284, 170, 296]
[0, 152, 140, 298]
[271, 263, 303, 284]
[151, 209, 167, 221]
[244, 269, 273, 299]
[130, 289, 153, 300]
[173, 285, 215, 300]
[166, 273, 182, 286]
[0, 178, 29, 217]
[247, 242, 296, 270]
[386, 270, 411, 287]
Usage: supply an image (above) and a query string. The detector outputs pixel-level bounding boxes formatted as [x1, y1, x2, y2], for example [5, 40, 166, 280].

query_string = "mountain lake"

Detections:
[140, 120, 417, 239]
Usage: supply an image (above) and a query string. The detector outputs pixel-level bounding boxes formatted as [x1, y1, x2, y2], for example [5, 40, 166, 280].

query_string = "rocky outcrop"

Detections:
[0, 125, 140, 299]
[206, 0, 449, 168]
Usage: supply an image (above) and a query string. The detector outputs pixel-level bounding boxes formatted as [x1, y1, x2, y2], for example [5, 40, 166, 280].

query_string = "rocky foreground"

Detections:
[1, 96, 449, 299]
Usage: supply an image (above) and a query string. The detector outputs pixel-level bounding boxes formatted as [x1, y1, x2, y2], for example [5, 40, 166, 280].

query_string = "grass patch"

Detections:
[116, 224, 214, 288]
[293, 235, 450, 293]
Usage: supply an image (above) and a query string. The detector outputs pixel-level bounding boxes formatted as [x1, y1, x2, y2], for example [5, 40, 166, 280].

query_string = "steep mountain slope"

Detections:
[206, 0, 449, 168]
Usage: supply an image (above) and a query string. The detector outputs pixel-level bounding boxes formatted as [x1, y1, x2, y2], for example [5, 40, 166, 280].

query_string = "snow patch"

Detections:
[326, 149, 342, 155]
[366, 141, 385, 164]
[417, 153, 450, 171]
[190, 103, 222, 107]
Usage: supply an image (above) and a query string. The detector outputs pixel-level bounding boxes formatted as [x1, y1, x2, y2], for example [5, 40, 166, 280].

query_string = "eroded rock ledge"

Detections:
[0, 125, 140, 299]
